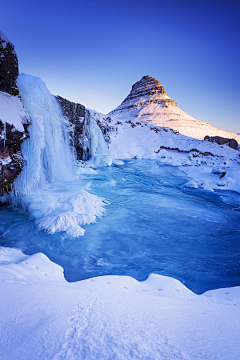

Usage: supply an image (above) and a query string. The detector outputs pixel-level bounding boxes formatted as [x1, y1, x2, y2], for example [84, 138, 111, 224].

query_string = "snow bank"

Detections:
[95, 116, 240, 193]
[0, 246, 239, 360]
[0, 91, 29, 131]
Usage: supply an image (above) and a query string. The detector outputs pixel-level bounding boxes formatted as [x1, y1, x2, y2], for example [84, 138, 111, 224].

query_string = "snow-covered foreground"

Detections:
[0, 246, 239, 360]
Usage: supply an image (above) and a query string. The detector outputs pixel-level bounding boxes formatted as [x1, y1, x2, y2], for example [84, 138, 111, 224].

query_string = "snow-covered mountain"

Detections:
[109, 75, 240, 142]
[87, 109, 240, 193]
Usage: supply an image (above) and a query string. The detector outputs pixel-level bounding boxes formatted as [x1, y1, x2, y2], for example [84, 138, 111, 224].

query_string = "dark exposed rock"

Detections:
[0, 121, 29, 195]
[110, 76, 177, 117]
[0, 31, 29, 195]
[93, 114, 115, 143]
[154, 145, 217, 158]
[55, 95, 91, 161]
[0, 30, 19, 96]
[204, 135, 238, 150]
[56, 96, 116, 160]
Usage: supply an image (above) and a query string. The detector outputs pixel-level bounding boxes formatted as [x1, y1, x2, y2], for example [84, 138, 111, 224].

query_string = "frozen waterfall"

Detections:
[10, 74, 107, 237]
[16, 74, 75, 193]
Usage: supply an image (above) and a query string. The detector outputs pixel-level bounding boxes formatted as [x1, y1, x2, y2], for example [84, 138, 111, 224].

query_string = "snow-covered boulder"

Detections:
[204, 135, 238, 150]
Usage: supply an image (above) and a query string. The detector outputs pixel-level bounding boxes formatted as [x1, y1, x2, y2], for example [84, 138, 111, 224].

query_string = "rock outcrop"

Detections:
[112, 75, 177, 114]
[55, 96, 91, 161]
[56, 96, 116, 161]
[0, 30, 29, 195]
[109, 76, 240, 143]
[0, 122, 28, 195]
[204, 135, 238, 150]
[0, 30, 19, 96]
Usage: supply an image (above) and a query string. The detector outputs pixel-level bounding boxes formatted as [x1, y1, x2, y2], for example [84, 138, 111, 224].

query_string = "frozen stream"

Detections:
[1, 159, 240, 294]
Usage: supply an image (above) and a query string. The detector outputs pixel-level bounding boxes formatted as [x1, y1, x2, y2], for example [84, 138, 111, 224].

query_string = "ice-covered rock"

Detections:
[55, 96, 91, 161]
[204, 135, 238, 150]
[56, 96, 116, 162]
[0, 31, 30, 196]
[109, 75, 240, 142]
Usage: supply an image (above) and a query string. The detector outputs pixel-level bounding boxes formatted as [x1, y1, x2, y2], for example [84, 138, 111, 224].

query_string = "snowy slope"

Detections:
[89, 110, 240, 193]
[0, 246, 239, 360]
[109, 76, 240, 142]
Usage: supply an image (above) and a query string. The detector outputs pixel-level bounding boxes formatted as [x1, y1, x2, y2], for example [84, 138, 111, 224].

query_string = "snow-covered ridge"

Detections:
[109, 75, 240, 142]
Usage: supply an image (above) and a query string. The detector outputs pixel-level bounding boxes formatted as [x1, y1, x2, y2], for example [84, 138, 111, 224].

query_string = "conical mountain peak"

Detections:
[130, 75, 167, 97]
[109, 76, 240, 141]
[119, 75, 170, 109]
[109, 75, 177, 119]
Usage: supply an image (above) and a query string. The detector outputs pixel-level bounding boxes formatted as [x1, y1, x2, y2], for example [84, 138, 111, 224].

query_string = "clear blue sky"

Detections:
[1, 0, 240, 133]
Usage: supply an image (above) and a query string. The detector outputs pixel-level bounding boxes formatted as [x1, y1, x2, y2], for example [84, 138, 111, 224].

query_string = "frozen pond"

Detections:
[1, 160, 240, 294]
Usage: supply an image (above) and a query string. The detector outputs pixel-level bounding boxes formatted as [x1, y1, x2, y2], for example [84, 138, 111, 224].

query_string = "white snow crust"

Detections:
[0, 246, 239, 360]
[0, 91, 29, 131]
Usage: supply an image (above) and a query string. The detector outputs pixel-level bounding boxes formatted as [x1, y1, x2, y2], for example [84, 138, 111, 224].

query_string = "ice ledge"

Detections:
[1, 246, 240, 300]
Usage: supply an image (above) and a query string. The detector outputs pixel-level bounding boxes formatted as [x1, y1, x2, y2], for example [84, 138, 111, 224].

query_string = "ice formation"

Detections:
[9, 74, 107, 237]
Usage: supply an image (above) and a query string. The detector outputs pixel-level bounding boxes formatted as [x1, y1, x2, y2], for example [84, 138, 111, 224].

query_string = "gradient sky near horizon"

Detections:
[1, 0, 240, 133]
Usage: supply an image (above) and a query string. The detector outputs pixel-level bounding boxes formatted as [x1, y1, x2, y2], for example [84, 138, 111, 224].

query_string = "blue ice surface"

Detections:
[1, 159, 240, 294]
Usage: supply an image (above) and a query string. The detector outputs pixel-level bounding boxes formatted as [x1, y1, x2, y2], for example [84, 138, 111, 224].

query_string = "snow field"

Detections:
[0, 246, 239, 360]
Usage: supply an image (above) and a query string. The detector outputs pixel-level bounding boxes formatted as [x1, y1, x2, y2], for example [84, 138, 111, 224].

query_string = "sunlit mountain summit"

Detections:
[109, 75, 240, 142]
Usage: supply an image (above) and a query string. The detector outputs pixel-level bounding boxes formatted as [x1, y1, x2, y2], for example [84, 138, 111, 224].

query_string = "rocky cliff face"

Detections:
[111, 75, 177, 115]
[56, 96, 116, 161]
[0, 122, 28, 195]
[55, 96, 91, 161]
[0, 30, 29, 196]
[109, 75, 240, 143]
[0, 30, 19, 96]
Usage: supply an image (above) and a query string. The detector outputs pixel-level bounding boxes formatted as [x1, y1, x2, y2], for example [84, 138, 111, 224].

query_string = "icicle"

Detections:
[85, 109, 112, 167]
